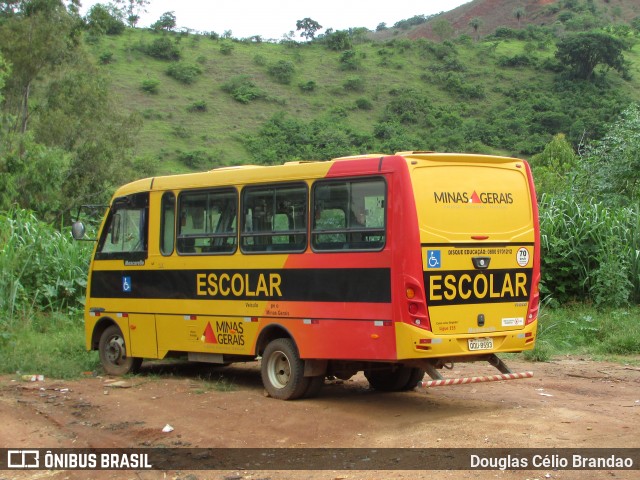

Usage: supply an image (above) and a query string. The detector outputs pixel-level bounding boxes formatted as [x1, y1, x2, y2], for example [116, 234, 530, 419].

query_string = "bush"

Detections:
[176, 150, 218, 170]
[539, 194, 637, 306]
[166, 62, 202, 84]
[298, 80, 316, 93]
[355, 97, 373, 110]
[141, 36, 181, 60]
[140, 78, 160, 94]
[267, 60, 295, 84]
[99, 51, 114, 64]
[219, 41, 234, 55]
[187, 100, 207, 112]
[0, 209, 90, 320]
[343, 76, 365, 92]
[243, 113, 366, 164]
[382, 89, 434, 126]
[325, 30, 352, 51]
[221, 75, 266, 103]
[497, 54, 536, 68]
[339, 50, 360, 70]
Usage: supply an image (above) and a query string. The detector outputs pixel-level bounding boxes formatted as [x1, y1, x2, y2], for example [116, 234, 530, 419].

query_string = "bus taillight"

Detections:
[405, 279, 431, 331]
[526, 274, 541, 325]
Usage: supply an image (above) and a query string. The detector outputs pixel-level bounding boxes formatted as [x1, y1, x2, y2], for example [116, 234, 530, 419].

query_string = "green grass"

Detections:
[524, 304, 640, 362]
[193, 374, 237, 394]
[0, 312, 99, 379]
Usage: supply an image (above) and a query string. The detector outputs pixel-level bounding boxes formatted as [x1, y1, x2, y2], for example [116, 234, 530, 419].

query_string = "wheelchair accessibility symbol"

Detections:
[122, 276, 132, 293]
[427, 250, 441, 269]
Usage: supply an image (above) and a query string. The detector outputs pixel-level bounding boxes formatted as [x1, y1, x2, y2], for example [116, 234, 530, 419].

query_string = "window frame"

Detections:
[240, 182, 309, 255]
[160, 191, 176, 256]
[311, 176, 387, 253]
[95, 192, 149, 261]
[176, 187, 239, 256]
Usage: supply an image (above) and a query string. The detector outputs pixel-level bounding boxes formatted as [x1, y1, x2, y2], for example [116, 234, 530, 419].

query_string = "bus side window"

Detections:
[177, 188, 237, 255]
[160, 192, 176, 256]
[312, 178, 386, 252]
[314, 208, 346, 246]
[241, 183, 307, 253]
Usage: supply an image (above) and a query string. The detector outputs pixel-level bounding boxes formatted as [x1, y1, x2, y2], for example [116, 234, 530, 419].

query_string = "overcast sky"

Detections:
[79, 0, 469, 40]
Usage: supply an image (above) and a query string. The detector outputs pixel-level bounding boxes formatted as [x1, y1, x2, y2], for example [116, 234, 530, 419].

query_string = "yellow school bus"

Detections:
[73, 152, 540, 399]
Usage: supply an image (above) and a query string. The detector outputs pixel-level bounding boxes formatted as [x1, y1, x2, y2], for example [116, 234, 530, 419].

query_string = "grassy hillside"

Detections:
[84, 14, 640, 175]
[382, 0, 640, 41]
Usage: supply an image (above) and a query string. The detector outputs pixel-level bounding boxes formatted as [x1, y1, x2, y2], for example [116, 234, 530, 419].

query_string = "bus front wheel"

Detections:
[261, 338, 309, 400]
[98, 325, 142, 376]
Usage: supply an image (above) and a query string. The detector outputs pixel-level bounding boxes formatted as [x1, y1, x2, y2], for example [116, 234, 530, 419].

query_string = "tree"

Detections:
[576, 104, 640, 206]
[513, 7, 525, 27]
[325, 30, 351, 51]
[152, 11, 176, 32]
[530, 133, 578, 196]
[113, 0, 149, 28]
[469, 17, 482, 41]
[296, 17, 322, 40]
[431, 19, 453, 41]
[0, 52, 7, 104]
[32, 63, 144, 211]
[555, 31, 628, 80]
[0, 0, 82, 133]
[85, 3, 125, 35]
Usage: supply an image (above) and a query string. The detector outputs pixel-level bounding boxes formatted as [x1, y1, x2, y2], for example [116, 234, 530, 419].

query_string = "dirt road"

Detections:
[1, 356, 639, 479]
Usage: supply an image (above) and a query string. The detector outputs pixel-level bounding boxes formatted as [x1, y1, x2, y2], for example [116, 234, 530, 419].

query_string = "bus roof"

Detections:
[110, 152, 525, 198]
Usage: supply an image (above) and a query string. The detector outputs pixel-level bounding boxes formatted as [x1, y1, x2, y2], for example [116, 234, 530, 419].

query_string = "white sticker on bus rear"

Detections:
[502, 317, 524, 327]
[516, 247, 530, 267]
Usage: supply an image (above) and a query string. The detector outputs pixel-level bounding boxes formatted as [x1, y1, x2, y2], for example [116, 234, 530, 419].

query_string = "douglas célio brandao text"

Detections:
[470, 453, 634, 470]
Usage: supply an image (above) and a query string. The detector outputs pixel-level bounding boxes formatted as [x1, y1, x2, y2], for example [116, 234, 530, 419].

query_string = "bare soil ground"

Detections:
[1, 356, 639, 480]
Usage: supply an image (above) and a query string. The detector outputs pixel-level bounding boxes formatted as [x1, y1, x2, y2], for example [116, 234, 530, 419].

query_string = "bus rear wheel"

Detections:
[98, 325, 142, 376]
[402, 368, 425, 391]
[364, 366, 413, 392]
[261, 338, 309, 400]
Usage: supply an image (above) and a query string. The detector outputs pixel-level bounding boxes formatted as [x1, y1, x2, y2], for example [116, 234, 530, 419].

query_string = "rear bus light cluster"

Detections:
[526, 273, 541, 325]
[405, 279, 431, 331]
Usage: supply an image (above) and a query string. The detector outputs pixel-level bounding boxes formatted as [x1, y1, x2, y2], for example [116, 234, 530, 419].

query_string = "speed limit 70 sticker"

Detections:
[516, 247, 530, 267]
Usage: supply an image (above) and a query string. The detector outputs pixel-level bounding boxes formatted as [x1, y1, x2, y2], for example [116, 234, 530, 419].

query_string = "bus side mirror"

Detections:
[71, 221, 86, 240]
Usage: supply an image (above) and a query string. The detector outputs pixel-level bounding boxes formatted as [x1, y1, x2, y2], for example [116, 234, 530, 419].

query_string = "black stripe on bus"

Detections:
[424, 268, 532, 306]
[90, 268, 391, 303]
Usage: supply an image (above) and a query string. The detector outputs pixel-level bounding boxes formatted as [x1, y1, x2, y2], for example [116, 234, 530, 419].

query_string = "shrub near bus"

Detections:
[73, 152, 540, 400]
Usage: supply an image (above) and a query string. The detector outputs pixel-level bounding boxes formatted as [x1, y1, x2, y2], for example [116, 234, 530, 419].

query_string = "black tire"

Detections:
[364, 366, 412, 392]
[98, 325, 142, 376]
[261, 338, 309, 400]
[402, 368, 425, 391]
[302, 375, 325, 399]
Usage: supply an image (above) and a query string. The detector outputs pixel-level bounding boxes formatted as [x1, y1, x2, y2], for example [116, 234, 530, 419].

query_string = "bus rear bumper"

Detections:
[394, 320, 538, 360]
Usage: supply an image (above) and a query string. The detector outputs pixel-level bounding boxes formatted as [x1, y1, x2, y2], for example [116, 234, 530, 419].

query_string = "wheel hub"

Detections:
[106, 336, 125, 365]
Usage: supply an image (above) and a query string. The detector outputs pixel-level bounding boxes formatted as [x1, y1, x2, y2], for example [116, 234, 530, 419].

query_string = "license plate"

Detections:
[468, 338, 494, 351]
